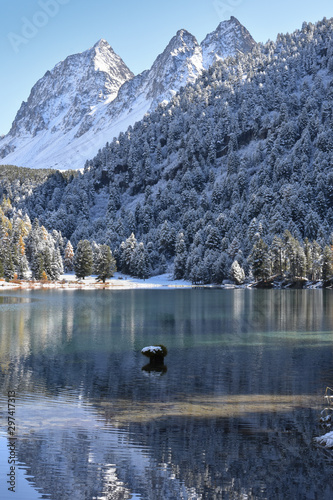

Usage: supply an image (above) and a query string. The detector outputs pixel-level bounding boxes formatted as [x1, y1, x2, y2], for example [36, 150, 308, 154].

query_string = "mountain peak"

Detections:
[201, 16, 256, 68]
[144, 28, 202, 104]
[175, 29, 197, 41]
[0, 18, 257, 169]
[166, 29, 199, 54]
[0, 41, 134, 152]
[93, 38, 109, 48]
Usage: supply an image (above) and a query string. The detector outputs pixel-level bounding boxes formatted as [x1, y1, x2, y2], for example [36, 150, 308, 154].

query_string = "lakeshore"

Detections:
[0, 272, 193, 290]
[0, 272, 331, 290]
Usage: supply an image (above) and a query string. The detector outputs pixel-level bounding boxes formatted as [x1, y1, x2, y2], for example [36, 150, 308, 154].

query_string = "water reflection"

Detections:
[0, 289, 333, 499]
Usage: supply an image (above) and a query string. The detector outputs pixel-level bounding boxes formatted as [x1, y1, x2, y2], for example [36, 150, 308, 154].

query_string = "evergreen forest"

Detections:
[2, 18, 333, 285]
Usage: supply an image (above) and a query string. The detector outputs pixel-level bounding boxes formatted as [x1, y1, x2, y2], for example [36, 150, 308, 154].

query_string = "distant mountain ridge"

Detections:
[0, 17, 256, 170]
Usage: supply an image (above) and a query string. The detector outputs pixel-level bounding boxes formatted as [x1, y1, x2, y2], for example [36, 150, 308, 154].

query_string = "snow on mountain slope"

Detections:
[0, 39, 134, 168]
[201, 16, 256, 69]
[0, 17, 256, 170]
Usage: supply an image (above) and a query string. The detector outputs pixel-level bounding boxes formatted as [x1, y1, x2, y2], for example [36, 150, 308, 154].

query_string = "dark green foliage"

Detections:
[322, 245, 333, 281]
[249, 238, 270, 281]
[74, 240, 93, 279]
[95, 244, 117, 282]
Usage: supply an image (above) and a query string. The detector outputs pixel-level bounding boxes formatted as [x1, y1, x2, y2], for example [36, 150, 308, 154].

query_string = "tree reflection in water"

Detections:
[0, 288, 333, 499]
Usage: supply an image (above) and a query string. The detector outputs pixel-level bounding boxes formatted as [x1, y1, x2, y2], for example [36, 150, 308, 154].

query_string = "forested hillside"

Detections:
[2, 18, 333, 284]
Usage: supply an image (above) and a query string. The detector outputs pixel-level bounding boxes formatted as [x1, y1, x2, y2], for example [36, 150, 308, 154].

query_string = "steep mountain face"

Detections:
[0, 39, 134, 168]
[10, 39, 133, 138]
[0, 18, 256, 170]
[144, 29, 204, 105]
[201, 16, 257, 68]
[72, 28, 205, 163]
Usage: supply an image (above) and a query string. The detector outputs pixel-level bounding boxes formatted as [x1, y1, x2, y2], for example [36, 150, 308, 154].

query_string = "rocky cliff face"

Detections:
[201, 16, 257, 68]
[6, 39, 133, 139]
[0, 17, 256, 170]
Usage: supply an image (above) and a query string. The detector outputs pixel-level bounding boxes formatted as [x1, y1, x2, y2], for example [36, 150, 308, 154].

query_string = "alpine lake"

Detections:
[1, 287, 333, 499]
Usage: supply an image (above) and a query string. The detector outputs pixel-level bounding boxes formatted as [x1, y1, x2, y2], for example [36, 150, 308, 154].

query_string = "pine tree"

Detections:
[249, 238, 270, 281]
[322, 245, 333, 282]
[33, 253, 45, 280]
[95, 245, 117, 283]
[64, 241, 74, 272]
[270, 236, 285, 275]
[158, 220, 175, 258]
[17, 253, 29, 280]
[120, 233, 137, 274]
[174, 232, 187, 279]
[230, 260, 245, 285]
[133, 242, 151, 279]
[311, 240, 322, 280]
[49, 247, 63, 280]
[4, 252, 15, 280]
[74, 240, 93, 279]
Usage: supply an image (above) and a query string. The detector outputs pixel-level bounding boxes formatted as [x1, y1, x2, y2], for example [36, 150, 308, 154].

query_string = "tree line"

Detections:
[0, 199, 117, 282]
[1, 189, 333, 286]
[1, 18, 333, 285]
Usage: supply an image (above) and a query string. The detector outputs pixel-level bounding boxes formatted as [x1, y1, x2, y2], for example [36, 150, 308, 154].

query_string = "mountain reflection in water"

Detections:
[0, 288, 333, 499]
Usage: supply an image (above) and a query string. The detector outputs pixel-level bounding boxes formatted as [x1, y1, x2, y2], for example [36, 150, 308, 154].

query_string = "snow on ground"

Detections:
[0, 273, 192, 290]
[61, 272, 192, 288]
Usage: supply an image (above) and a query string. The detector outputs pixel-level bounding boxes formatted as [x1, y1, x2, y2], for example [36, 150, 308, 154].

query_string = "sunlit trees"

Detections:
[64, 241, 74, 272]
[230, 260, 245, 285]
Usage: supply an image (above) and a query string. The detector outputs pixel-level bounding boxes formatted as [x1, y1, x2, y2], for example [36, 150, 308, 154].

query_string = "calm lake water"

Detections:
[1, 288, 333, 499]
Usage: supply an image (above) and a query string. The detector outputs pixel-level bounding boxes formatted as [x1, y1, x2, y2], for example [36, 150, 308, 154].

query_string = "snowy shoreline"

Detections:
[0, 272, 329, 291]
[0, 272, 194, 291]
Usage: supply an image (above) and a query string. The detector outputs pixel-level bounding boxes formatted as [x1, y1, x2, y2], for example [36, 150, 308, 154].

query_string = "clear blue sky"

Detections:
[1, 0, 332, 135]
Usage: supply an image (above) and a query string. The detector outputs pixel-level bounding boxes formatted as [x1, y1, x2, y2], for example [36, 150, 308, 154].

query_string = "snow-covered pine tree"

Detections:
[249, 238, 270, 281]
[230, 260, 245, 285]
[74, 240, 93, 279]
[119, 233, 137, 274]
[95, 244, 116, 283]
[133, 242, 151, 279]
[64, 241, 74, 272]
[173, 232, 187, 279]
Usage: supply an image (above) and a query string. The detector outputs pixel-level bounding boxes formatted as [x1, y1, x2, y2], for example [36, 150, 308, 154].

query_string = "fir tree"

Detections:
[249, 238, 270, 281]
[322, 245, 333, 281]
[64, 241, 74, 272]
[174, 232, 187, 279]
[230, 260, 245, 285]
[133, 242, 151, 279]
[120, 233, 137, 274]
[95, 245, 117, 283]
[74, 240, 93, 279]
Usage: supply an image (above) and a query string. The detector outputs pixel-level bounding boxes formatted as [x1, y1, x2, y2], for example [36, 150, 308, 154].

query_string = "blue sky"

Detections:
[1, 0, 333, 135]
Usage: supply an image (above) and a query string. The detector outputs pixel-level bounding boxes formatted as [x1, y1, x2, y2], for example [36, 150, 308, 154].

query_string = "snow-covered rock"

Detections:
[0, 18, 256, 170]
[315, 431, 333, 448]
[142, 346, 163, 354]
[141, 345, 168, 364]
[201, 16, 256, 69]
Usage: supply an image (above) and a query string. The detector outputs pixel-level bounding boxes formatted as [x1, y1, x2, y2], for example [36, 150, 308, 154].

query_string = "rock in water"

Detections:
[141, 345, 168, 365]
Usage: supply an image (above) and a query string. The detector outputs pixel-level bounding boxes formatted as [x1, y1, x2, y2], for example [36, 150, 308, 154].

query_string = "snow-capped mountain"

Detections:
[201, 16, 256, 68]
[0, 17, 256, 170]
